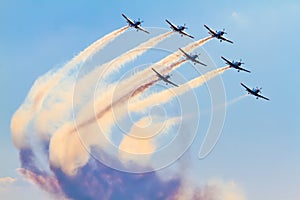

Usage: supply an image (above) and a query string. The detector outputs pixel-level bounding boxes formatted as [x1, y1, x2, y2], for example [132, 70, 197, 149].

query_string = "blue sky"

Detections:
[1, 1, 300, 199]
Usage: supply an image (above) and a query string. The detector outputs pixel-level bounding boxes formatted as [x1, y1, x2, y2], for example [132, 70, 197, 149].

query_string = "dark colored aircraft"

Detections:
[204, 24, 233, 43]
[240, 83, 270, 100]
[152, 68, 179, 87]
[166, 19, 194, 39]
[122, 13, 150, 34]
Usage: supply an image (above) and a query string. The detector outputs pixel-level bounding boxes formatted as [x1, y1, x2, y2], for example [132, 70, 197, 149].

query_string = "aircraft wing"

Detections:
[256, 93, 270, 101]
[165, 19, 177, 30]
[136, 26, 150, 34]
[178, 48, 190, 58]
[237, 66, 251, 73]
[220, 36, 234, 44]
[194, 59, 207, 66]
[164, 78, 179, 87]
[180, 31, 194, 39]
[240, 82, 253, 93]
[122, 14, 134, 25]
[152, 68, 179, 87]
[152, 68, 164, 79]
[204, 24, 217, 35]
[221, 56, 232, 65]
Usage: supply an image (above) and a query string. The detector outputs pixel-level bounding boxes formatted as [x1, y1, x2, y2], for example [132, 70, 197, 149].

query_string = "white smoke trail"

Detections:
[84, 36, 213, 124]
[65, 26, 129, 69]
[129, 66, 230, 113]
[11, 27, 129, 149]
[225, 94, 247, 107]
[45, 37, 215, 173]
[104, 36, 213, 103]
[101, 31, 173, 78]
[201, 94, 248, 116]
[71, 36, 214, 142]
[71, 31, 173, 114]
[73, 66, 230, 153]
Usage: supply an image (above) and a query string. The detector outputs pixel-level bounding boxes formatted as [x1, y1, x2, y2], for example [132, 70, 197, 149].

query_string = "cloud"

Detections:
[207, 179, 246, 200]
[118, 116, 180, 166]
[0, 174, 54, 200]
[0, 177, 15, 189]
[17, 168, 63, 197]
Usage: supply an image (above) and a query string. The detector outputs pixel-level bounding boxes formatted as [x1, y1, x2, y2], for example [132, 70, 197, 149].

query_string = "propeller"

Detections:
[222, 28, 227, 34]
[256, 87, 262, 92]
[165, 74, 172, 79]
[239, 59, 244, 64]
[183, 23, 188, 29]
[137, 18, 143, 24]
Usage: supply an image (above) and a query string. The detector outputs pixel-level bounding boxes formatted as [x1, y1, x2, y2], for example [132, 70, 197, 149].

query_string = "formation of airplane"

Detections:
[122, 14, 150, 34]
[121, 14, 269, 101]
[152, 68, 179, 87]
[165, 19, 194, 39]
[240, 83, 270, 101]
[204, 24, 233, 44]
[179, 48, 207, 66]
[221, 56, 251, 73]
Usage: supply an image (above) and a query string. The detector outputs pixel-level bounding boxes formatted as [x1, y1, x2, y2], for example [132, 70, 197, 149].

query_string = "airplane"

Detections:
[178, 48, 207, 66]
[204, 24, 233, 44]
[122, 13, 150, 34]
[152, 68, 179, 87]
[221, 56, 251, 73]
[240, 82, 270, 101]
[165, 19, 194, 39]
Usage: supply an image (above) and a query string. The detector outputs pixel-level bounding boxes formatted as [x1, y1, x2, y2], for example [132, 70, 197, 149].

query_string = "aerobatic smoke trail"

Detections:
[106, 36, 213, 102]
[73, 35, 211, 134]
[65, 26, 129, 68]
[82, 37, 205, 130]
[11, 27, 128, 149]
[183, 36, 212, 52]
[90, 36, 211, 120]
[129, 66, 230, 113]
[101, 31, 173, 78]
[34, 26, 129, 109]
[131, 80, 158, 97]
[201, 94, 248, 115]
[76, 66, 230, 146]
[77, 31, 172, 85]
[225, 94, 247, 107]
[73, 59, 186, 133]
[72, 31, 173, 111]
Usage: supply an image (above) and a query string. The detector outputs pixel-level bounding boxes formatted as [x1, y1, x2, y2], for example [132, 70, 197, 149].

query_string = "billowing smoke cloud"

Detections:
[11, 27, 245, 200]
[10, 26, 128, 150]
